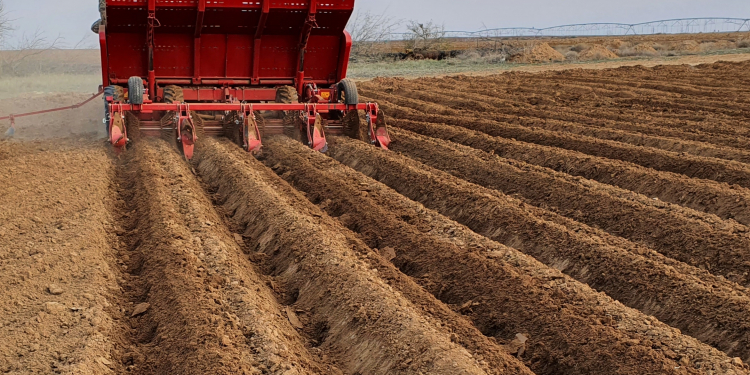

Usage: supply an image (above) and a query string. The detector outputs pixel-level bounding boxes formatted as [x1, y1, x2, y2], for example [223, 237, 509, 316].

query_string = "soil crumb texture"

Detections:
[4, 59, 750, 375]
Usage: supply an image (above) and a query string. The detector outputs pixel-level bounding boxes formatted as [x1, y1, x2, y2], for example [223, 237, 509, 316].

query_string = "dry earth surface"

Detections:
[2, 57, 750, 374]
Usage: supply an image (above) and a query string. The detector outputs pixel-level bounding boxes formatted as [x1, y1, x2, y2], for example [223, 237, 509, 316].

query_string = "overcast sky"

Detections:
[2, 0, 749, 48]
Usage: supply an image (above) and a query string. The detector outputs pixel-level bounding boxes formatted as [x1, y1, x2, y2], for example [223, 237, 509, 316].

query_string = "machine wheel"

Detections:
[275, 85, 298, 118]
[128, 77, 144, 105]
[163, 85, 184, 103]
[337, 78, 359, 105]
[276, 85, 298, 104]
[275, 86, 303, 141]
[91, 20, 101, 34]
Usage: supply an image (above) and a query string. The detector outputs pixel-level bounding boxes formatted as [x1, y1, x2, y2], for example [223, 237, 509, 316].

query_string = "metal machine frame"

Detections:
[97, 0, 390, 158]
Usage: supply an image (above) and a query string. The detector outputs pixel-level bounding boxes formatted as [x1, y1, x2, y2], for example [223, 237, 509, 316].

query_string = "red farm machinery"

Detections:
[92, 0, 390, 159]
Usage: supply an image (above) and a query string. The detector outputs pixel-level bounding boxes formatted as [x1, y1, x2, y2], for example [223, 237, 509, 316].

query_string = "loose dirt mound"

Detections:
[621, 43, 660, 56]
[578, 44, 619, 60]
[509, 42, 565, 63]
[606, 39, 626, 49]
[670, 40, 702, 52]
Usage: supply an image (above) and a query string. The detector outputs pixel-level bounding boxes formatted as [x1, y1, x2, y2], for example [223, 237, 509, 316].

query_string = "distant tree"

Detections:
[404, 20, 446, 51]
[0, 0, 11, 42]
[347, 10, 401, 56]
[1, 28, 63, 76]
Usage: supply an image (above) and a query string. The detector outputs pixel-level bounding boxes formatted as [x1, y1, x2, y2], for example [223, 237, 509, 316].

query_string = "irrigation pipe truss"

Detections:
[384, 18, 750, 40]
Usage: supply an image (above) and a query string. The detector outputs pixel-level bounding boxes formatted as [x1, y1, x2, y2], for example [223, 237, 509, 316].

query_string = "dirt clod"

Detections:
[46, 284, 64, 295]
[130, 302, 151, 317]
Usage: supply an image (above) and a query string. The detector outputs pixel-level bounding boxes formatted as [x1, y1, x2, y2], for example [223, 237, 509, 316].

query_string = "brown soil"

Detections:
[510, 43, 565, 63]
[261, 135, 735, 374]
[326, 136, 750, 367]
[115, 139, 335, 374]
[194, 138, 532, 375]
[578, 45, 619, 60]
[630, 43, 659, 54]
[366, 99, 750, 228]
[388, 127, 750, 284]
[0, 141, 121, 374]
[6, 59, 750, 374]
[670, 40, 702, 52]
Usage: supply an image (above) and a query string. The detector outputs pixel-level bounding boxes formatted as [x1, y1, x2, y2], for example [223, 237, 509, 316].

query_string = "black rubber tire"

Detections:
[128, 77, 144, 105]
[337, 78, 359, 105]
[275, 86, 303, 141]
[276, 86, 298, 105]
[274, 85, 298, 121]
[163, 85, 184, 103]
[103, 85, 124, 114]
[91, 20, 101, 34]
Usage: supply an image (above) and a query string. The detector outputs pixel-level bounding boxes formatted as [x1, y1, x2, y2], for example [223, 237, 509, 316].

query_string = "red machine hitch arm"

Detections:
[0, 90, 105, 130]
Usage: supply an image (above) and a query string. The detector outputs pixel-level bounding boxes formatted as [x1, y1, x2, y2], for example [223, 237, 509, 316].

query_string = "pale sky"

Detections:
[2, 0, 749, 48]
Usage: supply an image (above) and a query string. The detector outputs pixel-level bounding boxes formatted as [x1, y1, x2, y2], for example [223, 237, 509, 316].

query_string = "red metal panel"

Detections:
[153, 33, 193, 77]
[226, 34, 253, 78]
[258, 35, 297, 79]
[99, 27, 109, 86]
[107, 33, 148, 79]
[337, 31, 352, 83]
[103, 0, 357, 86]
[305, 36, 342, 82]
[200, 34, 227, 77]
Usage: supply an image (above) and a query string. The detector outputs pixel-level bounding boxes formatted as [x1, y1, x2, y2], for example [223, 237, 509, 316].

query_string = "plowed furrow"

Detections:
[388, 114, 750, 226]
[390, 127, 750, 284]
[327, 136, 750, 365]
[428, 78, 750, 149]
[194, 138, 533, 375]
[117, 139, 332, 374]
[426, 77, 750, 120]
[366, 90, 750, 189]
[262, 135, 728, 375]
[520, 66, 750, 99]
[388, 75, 748, 140]
[514, 76, 750, 111]
[368, 85, 750, 164]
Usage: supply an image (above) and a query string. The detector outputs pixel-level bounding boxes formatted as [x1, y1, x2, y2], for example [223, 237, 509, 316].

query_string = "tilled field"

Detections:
[3, 60, 750, 374]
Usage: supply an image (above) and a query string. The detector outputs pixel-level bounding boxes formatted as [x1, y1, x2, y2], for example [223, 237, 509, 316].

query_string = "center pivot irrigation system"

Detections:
[2, 0, 391, 159]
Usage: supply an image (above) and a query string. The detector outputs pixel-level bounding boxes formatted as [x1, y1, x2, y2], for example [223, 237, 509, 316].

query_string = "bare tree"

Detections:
[347, 10, 401, 56]
[0, 0, 11, 42]
[1, 29, 64, 76]
[404, 20, 446, 51]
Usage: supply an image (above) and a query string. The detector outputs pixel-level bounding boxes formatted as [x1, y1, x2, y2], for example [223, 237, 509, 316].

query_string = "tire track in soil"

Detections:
[113, 138, 336, 374]
[390, 128, 750, 285]
[261, 135, 719, 375]
[193, 138, 534, 375]
[367, 95, 750, 228]
[366, 84, 750, 169]
[326, 136, 750, 367]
